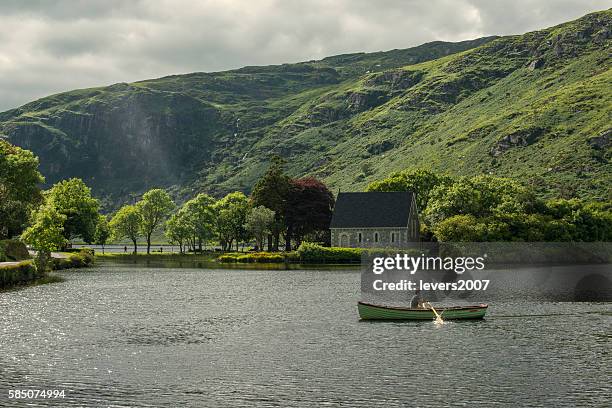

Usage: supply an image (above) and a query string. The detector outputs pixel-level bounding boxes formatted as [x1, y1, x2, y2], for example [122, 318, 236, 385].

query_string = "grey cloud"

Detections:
[0, 0, 154, 20]
[0, 0, 610, 111]
[465, 0, 610, 34]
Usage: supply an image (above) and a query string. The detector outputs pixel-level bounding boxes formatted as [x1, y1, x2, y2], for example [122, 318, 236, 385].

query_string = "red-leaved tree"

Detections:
[284, 177, 334, 250]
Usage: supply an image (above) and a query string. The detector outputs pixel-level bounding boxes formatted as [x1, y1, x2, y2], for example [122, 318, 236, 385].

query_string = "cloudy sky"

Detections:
[0, 0, 610, 111]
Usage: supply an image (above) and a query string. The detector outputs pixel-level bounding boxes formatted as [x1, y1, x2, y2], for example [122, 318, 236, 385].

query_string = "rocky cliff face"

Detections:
[0, 10, 610, 207]
[2, 88, 225, 205]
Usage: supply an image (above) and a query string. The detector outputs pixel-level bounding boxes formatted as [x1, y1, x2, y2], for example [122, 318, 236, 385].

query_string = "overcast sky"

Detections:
[0, 0, 610, 111]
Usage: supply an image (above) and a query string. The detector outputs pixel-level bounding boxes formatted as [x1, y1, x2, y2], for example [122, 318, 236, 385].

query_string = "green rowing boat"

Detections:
[358, 301, 488, 320]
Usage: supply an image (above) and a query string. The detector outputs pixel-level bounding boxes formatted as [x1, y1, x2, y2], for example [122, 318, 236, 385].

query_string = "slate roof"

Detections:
[330, 192, 415, 228]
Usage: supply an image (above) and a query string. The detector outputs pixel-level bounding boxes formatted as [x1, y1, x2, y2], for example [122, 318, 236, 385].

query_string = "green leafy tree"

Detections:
[251, 156, 291, 251]
[541, 218, 575, 241]
[214, 192, 249, 251]
[180, 193, 216, 252]
[21, 203, 67, 271]
[109, 205, 141, 253]
[244, 206, 275, 251]
[425, 176, 544, 241]
[0, 140, 44, 238]
[46, 178, 100, 244]
[367, 168, 452, 212]
[136, 189, 175, 254]
[369, 169, 612, 242]
[433, 215, 487, 242]
[543, 199, 612, 241]
[578, 202, 612, 241]
[174, 207, 196, 252]
[425, 180, 483, 226]
[94, 215, 111, 254]
[424, 176, 536, 226]
[165, 212, 192, 254]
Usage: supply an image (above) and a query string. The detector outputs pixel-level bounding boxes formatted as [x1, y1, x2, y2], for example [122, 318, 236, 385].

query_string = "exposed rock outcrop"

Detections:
[365, 69, 424, 91]
[490, 127, 546, 156]
[588, 129, 611, 150]
[346, 90, 389, 112]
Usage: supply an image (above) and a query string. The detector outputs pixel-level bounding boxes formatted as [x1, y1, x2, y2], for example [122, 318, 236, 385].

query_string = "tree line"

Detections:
[110, 156, 335, 253]
[367, 168, 612, 242]
[3, 137, 610, 258]
[1, 141, 334, 256]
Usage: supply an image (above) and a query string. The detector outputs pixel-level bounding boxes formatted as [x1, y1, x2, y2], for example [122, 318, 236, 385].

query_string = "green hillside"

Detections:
[0, 10, 610, 208]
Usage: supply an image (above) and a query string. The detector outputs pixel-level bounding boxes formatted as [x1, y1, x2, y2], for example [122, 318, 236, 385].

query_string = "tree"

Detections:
[250, 156, 291, 251]
[543, 199, 612, 241]
[424, 176, 536, 226]
[180, 193, 216, 252]
[94, 215, 111, 254]
[433, 215, 486, 242]
[367, 168, 452, 212]
[165, 212, 191, 254]
[46, 178, 100, 244]
[0, 140, 44, 238]
[136, 189, 175, 254]
[214, 192, 249, 251]
[21, 203, 67, 272]
[284, 177, 334, 250]
[244, 206, 275, 251]
[368, 169, 612, 242]
[109, 205, 141, 253]
[577, 202, 612, 241]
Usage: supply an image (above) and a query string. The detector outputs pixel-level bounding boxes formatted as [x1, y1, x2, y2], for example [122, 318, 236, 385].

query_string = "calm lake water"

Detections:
[1, 261, 610, 407]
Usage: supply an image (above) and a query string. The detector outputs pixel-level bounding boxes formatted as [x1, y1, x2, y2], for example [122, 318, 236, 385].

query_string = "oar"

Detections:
[424, 302, 444, 324]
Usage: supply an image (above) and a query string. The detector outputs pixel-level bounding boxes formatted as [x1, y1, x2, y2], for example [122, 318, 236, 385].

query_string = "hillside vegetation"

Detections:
[0, 10, 610, 208]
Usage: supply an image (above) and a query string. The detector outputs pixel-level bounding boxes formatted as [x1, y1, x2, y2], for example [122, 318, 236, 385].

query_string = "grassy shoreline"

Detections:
[96, 252, 218, 260]
[95, 249, 362, 270]
[0, 273, 65, 293]
[0, 249, 94, 290]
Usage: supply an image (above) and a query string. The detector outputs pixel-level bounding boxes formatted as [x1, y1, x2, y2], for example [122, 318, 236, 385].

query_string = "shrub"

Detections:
[245, 252, 285, 263]
[51, 249, 95, 270]
[0, 261, 40, 288]
[218, 252, 286, 263]
[69, 254, 86, 268]
[295, 242, 362, 263]
[78, 249, 95, 265]
[51, 257, 70, 270]
[217, 254, 238, 263]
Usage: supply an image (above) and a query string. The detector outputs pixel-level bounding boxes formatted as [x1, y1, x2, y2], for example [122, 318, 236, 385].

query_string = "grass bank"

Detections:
[51, 249, 95, 270]
[96, 252, 218, 261]
[96, 248, 360, 269]
[0, 270, 65, 292]
[0, 261, 41, 288]
[0, 261, 66, 289]
[0, 248, 94, 290]
[95, 251, 227, 270]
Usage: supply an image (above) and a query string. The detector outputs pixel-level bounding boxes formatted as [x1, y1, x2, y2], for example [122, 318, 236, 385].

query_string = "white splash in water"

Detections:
[424, 302, 445, 325]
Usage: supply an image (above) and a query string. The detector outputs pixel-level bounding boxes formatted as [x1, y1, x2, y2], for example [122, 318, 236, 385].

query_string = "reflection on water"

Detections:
[0, 263, 610, 407]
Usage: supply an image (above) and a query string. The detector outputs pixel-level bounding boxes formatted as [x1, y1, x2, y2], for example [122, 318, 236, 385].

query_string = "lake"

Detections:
[0, 261, 610, 407]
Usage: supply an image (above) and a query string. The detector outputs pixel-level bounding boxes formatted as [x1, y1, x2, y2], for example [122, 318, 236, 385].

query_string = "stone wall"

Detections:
[330, 227, 417, 248]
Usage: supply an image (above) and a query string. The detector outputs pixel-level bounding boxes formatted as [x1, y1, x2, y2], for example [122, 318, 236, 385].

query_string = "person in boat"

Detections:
[410, 289, 426, 309]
